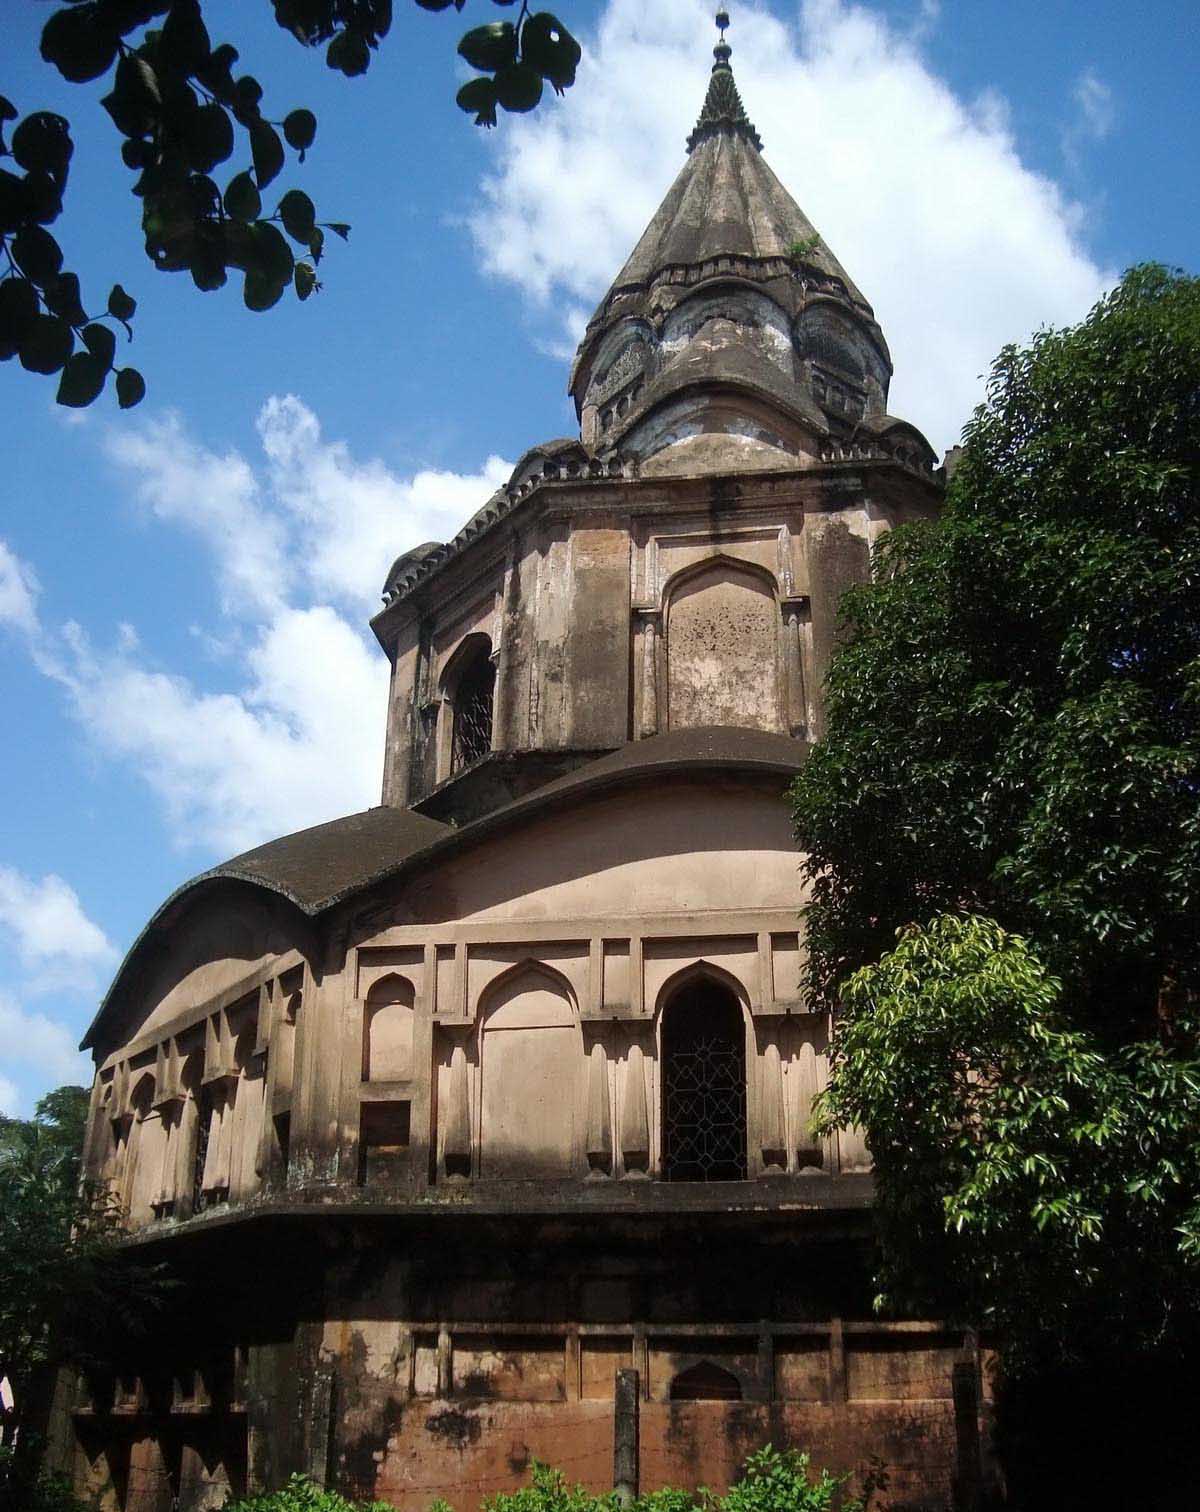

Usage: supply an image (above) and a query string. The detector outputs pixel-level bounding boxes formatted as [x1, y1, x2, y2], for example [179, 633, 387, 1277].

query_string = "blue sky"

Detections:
[1, 0, 1197, 1115]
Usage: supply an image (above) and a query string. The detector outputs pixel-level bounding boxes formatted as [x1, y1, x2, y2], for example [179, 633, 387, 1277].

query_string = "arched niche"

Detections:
[362, 973, 416, 1082]
[478, 964, 582, 1179]
[658, 967, 748, 1182]
[669, 1360, 744, 1401]
[665, 558, 783, 733]
[439, 632, 495, 778]
[660, 285, 793, 375]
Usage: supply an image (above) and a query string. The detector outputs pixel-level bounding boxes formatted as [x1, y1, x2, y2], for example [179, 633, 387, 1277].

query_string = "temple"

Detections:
[55, 19, 992, 1511]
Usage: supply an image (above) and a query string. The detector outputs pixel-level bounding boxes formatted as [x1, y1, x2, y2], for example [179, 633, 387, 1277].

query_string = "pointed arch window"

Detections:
[661, 975, 748, 1182]
[447, 637, 495, 774]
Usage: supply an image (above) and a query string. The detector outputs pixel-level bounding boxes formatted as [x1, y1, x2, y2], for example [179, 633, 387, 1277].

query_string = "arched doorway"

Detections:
[660, 975, 747, 1181]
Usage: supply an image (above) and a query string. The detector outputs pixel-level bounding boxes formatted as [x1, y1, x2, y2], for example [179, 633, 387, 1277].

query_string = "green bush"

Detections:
[226, 1471, 393, 1512]
[225, 1447, 877, 1512]
[481, 1462, 619, 1512]
[717, 1447, 868, 1512]
[480, 1449, 871, 1512]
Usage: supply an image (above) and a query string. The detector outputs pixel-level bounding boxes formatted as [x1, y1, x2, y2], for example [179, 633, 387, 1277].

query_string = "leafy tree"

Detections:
[815, 915, 1200, 1358]
[0, 1085, 166, 1498]
[793, 264, 1200, 1501]
[2, 1, 581, 408]
[793, 262, 1200, 1351]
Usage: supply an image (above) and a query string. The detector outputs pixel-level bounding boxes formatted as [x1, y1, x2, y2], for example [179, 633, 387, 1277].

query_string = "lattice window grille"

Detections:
[452, 659, 495, 773]
[663, 1015, 748, 1182]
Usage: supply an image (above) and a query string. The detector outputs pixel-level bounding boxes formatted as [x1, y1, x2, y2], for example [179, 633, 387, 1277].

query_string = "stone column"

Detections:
[621, 1045, 650, 1176]
[585, 1042, 613, 1176]
[635, 609, 662, 738]
[759, 1042, 786, 1173]
[444, 1041, 472, 1178]
[781, 594, 810, 739]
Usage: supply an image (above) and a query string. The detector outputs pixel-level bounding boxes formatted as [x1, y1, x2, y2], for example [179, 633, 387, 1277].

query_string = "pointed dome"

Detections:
[568, 24, 904, 471]
[599, 121, 873, 321]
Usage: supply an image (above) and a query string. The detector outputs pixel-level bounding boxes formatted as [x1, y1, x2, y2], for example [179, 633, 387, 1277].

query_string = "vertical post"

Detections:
[782, 595, 810, 740]
[614, 1367, 640, 1507]
[637, 611, 660, 738]
[828, 1319, 847, 1404]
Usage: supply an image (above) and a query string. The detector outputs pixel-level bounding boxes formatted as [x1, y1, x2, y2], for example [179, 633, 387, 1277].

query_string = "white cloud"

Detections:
[107, 414, 290, 620]
[0, 871, 115, 1115]
[1, 400, 513, 858]
[105, 398, 510, 621]
[255, 395, 511, 612]
[0, 991, 93, 1110]
[0, 541, 41, 638]
[0, 868, 117, 973]
[0, 1072, 20, 1118]
[1072, 69, 1115, 141]
[53, 605, 390, 855]
[1063, 68, 1115, 167]
[468, 0, 1114, 453]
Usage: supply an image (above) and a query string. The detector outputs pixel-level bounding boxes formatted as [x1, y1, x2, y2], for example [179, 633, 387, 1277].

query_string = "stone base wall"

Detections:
[58, 1219, 995, 1512]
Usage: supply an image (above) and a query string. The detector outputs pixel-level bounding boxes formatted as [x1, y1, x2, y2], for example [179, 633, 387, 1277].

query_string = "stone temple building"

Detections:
[57, 25, 992, 1512]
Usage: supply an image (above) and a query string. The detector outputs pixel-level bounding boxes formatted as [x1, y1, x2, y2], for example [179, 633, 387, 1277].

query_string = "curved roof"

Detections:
[209, 804, 451, 912]
[82, 728, 805, 1051]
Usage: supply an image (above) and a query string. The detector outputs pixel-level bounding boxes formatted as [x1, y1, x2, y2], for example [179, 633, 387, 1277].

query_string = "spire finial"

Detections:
[714, 8, 731, 68]
[687, 6, 762, 153]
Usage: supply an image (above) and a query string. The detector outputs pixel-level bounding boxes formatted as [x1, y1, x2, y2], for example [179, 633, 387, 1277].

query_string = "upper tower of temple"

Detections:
[370, 15, 941, 824]
[567, 15, 902, 476]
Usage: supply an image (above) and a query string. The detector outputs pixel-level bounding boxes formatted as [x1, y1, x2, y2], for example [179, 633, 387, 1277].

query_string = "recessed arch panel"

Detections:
[479, 965, 582, 1179]
[363, 973, 416, 1082]
[666, 559, 783, 733]
[670, 1361, 744, 1401]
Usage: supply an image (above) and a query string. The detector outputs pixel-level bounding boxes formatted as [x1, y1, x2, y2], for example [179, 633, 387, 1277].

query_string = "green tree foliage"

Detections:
[225, 1451, 874, 1512]
[792, 264, 1200, 1359]
[815, 915, 1200, 1360]
[0, 1085, 167, 1486]
[2, 1, 580, 408]
[226, 1469, 393, 1511]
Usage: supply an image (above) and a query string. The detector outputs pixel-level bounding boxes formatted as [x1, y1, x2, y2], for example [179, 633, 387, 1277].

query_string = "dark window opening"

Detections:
[191, 1087, 213, 1212]
[451, 651, 495, 773]
[670, 1361, 743, 1401]
[274, 1112, 290, 1179]
[358, 1100, 411, 1185]
[661, 978, 747, 1181]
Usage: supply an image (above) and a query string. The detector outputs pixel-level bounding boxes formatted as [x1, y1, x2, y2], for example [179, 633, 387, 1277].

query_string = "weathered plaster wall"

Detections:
[375, 465, 940, 817]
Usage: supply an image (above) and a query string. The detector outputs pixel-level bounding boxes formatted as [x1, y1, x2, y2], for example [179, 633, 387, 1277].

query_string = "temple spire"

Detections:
[686, 7, 762, 154]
